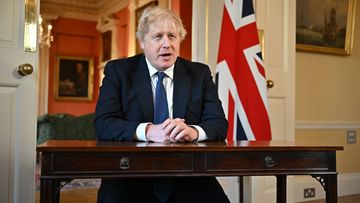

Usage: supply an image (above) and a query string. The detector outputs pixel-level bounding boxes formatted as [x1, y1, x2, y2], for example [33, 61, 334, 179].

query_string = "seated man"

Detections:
[94, 6, 229, 203]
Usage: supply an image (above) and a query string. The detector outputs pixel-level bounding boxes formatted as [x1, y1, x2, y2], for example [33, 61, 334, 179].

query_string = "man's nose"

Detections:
[162, 36, 171, 47]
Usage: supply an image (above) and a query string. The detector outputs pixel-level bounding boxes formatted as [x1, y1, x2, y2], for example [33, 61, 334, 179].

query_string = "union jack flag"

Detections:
[216, 0, 271, 141]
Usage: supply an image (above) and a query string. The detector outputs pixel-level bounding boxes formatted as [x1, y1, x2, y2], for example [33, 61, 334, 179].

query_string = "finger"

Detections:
[161, 119, 172, 129]
[172, 129, 189, 141]
[178, 135, 190, 142]
[163, 122, 177, 136]
[165, 119, 185, 136]
[174, 118, 186, 126]
[164, 136, 173, 143]
[169, 125, 185, 139]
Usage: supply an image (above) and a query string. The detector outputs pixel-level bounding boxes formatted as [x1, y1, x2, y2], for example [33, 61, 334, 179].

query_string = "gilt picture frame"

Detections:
[54, 56, 94, 101]
[296, 0, 356, 55]
[101, 30, 112, 62]
[135, 1, 158, 54]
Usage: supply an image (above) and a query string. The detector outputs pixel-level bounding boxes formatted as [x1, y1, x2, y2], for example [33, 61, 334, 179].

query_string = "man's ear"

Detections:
[139, 40, 145, 49]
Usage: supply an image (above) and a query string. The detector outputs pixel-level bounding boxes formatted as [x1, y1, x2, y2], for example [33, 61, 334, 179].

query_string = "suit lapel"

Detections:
[173, 59, 190, 119]
[132, 55, 154, 121]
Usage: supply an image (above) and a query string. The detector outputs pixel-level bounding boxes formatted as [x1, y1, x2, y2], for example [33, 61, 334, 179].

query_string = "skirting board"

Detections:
[295, 173, 360, 202]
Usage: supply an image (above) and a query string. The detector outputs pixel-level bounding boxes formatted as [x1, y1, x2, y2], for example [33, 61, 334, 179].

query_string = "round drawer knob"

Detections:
[119, 157, 130, 169]
[264, 156, 275, 168]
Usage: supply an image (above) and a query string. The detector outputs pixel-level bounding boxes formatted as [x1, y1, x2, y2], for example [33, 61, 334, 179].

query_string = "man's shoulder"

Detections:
[104, 54, 145, 74]
[176, 57, 208, 71]
[107, 54, 144, 66]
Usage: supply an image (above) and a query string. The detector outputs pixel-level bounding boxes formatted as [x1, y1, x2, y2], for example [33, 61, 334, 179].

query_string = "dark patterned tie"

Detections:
[153, 72, 171, 202]
[154, 72, 169, 124]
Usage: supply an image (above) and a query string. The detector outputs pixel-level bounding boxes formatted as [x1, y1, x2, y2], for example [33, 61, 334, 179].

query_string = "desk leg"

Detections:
[239, 176, 244, 203]
[40, 179, 60, 203]
[312, 174, 338, 203]
[325, 175, 338, 203]
[276, 175, 287, 203]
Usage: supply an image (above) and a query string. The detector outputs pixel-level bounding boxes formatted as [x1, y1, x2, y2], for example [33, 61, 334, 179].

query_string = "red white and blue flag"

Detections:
[216, 0, 271, 141]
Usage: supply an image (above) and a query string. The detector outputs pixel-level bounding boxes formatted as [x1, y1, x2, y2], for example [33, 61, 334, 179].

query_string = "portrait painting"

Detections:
[54, 56, 94, 101]
[296, 0, 356, 55]
[102, 30, 112, 62]
[135, 1, 158, 54]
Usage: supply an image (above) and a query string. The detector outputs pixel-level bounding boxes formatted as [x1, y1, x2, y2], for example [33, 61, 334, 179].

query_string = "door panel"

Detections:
[0, 87, 17, 203]
[0, 0, 19, 47]
[0, 0, 38, 202]
[252, 0, 296, 202]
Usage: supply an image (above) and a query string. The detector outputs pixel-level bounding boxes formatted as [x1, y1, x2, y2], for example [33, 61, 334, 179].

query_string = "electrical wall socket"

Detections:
[304, 188, 315, 198]
[347, 129, 356, 144]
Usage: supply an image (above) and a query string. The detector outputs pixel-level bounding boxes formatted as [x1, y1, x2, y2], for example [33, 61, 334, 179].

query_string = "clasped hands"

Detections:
[145, 118, 199, 143]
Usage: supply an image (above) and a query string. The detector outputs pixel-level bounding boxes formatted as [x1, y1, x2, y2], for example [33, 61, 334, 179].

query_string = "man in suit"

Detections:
[95, 6, 229, 203]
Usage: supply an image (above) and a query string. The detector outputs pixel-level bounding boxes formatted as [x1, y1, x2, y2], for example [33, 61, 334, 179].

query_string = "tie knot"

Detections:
[157, 72, 166, 81]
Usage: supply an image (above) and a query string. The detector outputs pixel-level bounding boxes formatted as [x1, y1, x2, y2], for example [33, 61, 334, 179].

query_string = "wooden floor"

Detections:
[35, 189, 360, 203]
[298, 194, 360, 203]
[35, 188, 98, 203]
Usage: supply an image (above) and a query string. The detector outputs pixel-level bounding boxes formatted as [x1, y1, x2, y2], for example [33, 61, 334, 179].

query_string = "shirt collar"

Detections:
[145, 57, 174, 80]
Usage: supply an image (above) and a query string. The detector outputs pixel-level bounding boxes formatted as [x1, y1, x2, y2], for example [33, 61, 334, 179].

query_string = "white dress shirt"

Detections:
[135, 57, 207, 142]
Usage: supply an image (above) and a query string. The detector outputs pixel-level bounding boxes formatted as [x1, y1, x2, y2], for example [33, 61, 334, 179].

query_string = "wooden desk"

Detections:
[37, 140, 343, 203]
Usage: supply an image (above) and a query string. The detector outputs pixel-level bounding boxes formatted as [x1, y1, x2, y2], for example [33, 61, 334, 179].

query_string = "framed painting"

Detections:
[54, 56, 94, 101]
[135, 1, 158, 54]
[101, 30, 112, 62]
[296, 0, 356, 55]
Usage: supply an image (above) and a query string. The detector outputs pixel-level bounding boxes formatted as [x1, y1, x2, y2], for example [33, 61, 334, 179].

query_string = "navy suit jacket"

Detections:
[94, 54, 228, 141]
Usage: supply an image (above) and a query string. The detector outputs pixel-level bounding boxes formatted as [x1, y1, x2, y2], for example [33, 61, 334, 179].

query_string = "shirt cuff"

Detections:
[190, 125, 207, 141]
[135, 122, 150, 141]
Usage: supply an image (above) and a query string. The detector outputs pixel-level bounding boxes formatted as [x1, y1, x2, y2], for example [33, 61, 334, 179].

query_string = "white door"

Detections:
[0, 0, 38, 202]
[192, 0, 295, 202]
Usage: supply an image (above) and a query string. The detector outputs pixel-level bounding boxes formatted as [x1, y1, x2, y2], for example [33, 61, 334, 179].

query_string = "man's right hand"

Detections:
[145, 123, 172, 142]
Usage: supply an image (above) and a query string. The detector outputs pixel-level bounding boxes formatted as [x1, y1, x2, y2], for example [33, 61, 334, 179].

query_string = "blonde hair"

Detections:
[136, 6, 187, 41]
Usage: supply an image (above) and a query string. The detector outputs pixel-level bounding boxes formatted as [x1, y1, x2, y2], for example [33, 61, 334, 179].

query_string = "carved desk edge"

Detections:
[37, 140, 344, 152]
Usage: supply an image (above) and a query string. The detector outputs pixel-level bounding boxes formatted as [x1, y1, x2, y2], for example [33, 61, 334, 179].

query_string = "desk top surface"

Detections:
[37, 140, 343, 152]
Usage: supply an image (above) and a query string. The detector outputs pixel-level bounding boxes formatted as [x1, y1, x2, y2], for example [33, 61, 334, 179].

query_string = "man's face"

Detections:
[140, 20, 180, 71]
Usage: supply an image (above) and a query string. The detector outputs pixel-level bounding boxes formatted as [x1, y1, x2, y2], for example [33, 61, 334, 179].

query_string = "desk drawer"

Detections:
[49, 152, 194, 174]
[206, 151, 334, 172]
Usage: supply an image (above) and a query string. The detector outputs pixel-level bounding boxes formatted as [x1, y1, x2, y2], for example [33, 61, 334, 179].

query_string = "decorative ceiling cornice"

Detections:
[40, 0, 128, 21]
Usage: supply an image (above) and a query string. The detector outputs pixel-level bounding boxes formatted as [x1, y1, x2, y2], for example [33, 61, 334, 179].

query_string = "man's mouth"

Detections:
[159, 53, 172, 57]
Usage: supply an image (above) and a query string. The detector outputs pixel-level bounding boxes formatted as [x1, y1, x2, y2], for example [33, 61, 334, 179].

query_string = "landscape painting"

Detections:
[296, 0, 355, 55]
